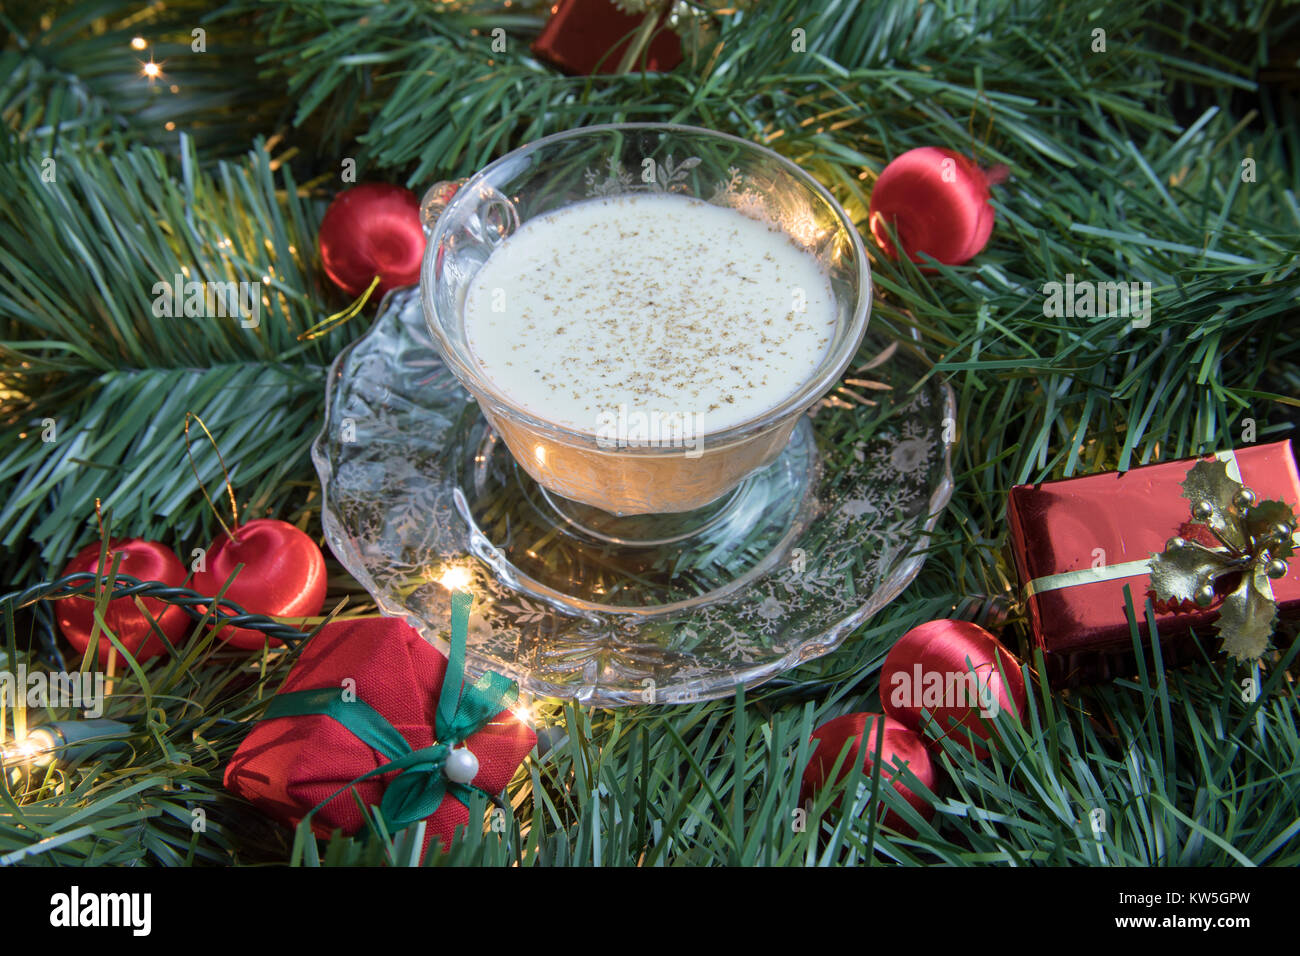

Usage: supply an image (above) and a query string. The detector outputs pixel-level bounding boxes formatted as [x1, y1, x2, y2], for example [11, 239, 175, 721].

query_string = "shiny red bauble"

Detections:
[56, 539, 190, 666]
[318, 183, 425, 298]
[881, 619, 1026, 759]
[802, 712, 937, 833]
[868, 146, 1003, 266]
[192, 519, 327, 649]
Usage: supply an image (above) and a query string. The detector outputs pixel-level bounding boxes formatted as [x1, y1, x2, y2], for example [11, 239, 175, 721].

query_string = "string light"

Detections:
[130, 37, 147, 51]
[0, 729, 56, 769]
[141, 59, 163, 82]
[0, 720, 129, 770]
[511, 700, 535, 725]
[438, 566, 472, 592]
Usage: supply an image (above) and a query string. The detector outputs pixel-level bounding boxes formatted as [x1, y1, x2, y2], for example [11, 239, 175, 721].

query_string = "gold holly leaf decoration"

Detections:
[1179, 458, 1248, 550]
[1244, 498, 1297, 560]
[1148, 540, 1233, 605]
[1148, 456, 1296, 661]
[1216, 567, 1279, 661]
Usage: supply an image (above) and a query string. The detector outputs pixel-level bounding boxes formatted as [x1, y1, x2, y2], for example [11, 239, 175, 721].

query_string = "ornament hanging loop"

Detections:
[297, 275, 381, 341]
[93, 496, 112, 554]
[184, 412, 239, 544]
[964, 90, 1009, 186]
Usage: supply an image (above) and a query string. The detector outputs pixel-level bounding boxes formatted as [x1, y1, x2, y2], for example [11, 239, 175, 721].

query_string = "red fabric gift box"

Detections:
[224, 616, 536, 851]
[1007, 441, 1300, 684]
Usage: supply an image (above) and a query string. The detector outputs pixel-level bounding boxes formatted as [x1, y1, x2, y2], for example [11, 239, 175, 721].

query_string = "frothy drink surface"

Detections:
[463, 194, 837, 437]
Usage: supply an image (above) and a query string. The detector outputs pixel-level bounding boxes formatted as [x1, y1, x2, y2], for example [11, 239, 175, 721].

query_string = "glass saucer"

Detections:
[312, 287, 955, 705]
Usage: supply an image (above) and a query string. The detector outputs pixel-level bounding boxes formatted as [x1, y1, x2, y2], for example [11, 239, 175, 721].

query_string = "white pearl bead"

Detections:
[444, 747, 479, 784]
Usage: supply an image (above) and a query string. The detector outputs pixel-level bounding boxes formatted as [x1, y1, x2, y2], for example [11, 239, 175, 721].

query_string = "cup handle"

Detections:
[420, 178, 468, 234]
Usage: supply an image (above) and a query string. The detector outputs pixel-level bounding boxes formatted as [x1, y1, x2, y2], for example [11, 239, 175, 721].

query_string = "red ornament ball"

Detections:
[318, 184, 425, 298]
[881, 619, 1026, 759]
[192, 519, 327, 649]
[56, 539, 190, 666]
[868, 147, 1004, 266]
[801, 712, 937, 832]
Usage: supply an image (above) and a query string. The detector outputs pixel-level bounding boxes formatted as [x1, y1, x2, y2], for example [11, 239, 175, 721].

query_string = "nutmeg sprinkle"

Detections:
[463, 194, 837, 434]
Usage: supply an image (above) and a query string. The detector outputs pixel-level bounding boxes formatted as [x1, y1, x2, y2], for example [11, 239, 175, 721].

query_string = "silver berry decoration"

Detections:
[1194, 584, 1216, 607]
[443, 747, 479, 784]
[1233, 488, 1257, 510]
[1166, 536, 1188, 551]
[1266, 559, 1289, 580]
[1192, 500, 1215, 521]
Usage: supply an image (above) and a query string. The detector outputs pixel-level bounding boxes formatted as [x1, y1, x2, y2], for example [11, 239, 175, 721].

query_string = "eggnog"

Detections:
[462, 194, 837, 445]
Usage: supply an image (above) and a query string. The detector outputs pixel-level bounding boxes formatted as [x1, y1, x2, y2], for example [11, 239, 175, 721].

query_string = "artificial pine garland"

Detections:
[0, 0, 1297, 865]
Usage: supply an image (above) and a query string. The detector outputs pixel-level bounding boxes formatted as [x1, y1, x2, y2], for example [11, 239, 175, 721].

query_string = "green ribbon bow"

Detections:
[263, 591, 519, 832]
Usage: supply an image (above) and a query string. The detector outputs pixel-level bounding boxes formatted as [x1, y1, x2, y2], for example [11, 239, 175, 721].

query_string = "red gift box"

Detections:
[1007, 441, 1300, 684]
[532, 0, 683, 75]
[224, 616, 536, 852]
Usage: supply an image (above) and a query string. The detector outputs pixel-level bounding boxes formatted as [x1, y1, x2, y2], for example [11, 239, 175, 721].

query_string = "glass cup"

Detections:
[420, 123, 870, 516]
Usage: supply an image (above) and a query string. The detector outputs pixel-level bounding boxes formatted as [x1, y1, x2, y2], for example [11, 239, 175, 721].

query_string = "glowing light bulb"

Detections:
[511, 700, 534, 725]
[439, 566, 472, 592]
[131, 37, 147, 50]
[141, 60, 162, 81]
[0, 729, 56, 768]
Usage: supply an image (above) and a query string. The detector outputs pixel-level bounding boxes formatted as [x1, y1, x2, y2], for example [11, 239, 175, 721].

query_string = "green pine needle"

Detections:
[1, 0, 1298, 867]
